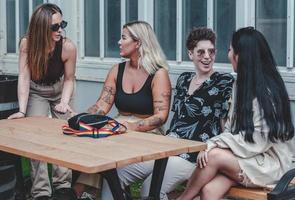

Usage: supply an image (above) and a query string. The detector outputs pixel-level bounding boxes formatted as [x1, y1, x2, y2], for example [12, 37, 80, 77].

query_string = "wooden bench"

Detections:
[226, 171, 295, 200]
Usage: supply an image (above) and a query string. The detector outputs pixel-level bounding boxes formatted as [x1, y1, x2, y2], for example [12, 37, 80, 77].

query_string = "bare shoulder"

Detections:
[62, 38, 77, 52]
[152, 68, 171, 89]
[19, 37, 28, 52]
[154, 68, 169, 79]
[62, 38, 77, 61]
[108, 63, 120, 78]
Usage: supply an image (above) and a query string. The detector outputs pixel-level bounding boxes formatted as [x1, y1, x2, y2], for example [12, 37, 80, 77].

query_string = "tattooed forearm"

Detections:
[135, 117, 163, 131]
[87, 104, 99, 114]
[148, 117, 163, 127]
[153, 100, 167, 112]
[96, 109, 106, 115]
[153, 91, 171, 112]
[136, 120, 145, 128]
[87, 104, 106, 115]
[101, 86, 115, 105]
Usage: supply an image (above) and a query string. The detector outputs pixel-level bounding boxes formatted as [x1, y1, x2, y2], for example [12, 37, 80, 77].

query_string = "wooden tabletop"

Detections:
[0, 117, 206, 173]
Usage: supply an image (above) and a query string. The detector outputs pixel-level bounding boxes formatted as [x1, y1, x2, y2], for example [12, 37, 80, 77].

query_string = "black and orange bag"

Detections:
[62, 113, 127, 138]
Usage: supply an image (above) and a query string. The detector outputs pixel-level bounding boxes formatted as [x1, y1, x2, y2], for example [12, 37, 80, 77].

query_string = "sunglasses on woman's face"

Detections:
[50, 20, 68, 32]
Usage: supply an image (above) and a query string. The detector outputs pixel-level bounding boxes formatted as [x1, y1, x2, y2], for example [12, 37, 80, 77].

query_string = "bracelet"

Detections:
[19, 111, 26, 116]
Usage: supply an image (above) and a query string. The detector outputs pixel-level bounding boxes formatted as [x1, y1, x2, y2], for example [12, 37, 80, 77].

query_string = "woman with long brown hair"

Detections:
[8, 3, 77, 200]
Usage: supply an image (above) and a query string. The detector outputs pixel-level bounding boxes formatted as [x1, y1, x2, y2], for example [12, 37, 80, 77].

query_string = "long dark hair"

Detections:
[231, 27, 294, 143]
[27, 3, 62, 81]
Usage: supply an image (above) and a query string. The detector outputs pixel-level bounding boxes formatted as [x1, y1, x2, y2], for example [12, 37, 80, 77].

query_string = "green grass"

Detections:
[22, 158, 30, 177]
[130, 181, 142, 198]
[22, 157, 52, 178]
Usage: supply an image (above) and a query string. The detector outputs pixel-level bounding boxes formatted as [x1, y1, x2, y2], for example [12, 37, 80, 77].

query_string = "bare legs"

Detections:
[200, 174, 237, 200]
[178, 148, 242, 200]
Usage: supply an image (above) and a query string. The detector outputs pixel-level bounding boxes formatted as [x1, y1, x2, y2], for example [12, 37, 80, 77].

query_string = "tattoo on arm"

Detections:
[100, 86, 115, 105]
[148, 117, 163, 127]
[154, 105, 169, 111]
[135, 117, 163, 130]
[135, 91, 169, 130]
[153, 100, 163, 104]
[161, 91, 171, 101]
[96, 110, 106, 115]
[87, 104, 98, 114]
[137, 120, 145, 128]
[87, 104, 106, 115]
[153, 91, 171, 112]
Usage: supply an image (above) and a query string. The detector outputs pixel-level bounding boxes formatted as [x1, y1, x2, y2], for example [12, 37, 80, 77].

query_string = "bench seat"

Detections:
[226, 177, 295, 200]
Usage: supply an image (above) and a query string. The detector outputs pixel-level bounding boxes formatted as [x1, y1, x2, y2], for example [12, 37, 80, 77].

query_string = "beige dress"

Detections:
[207, 87, 294, 187]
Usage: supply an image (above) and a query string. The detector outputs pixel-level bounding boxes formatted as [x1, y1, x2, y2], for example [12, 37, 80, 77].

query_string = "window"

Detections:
[32, 0, 43, 8]
[182, 0, 207, 61]
[154, 0, 176, 60]
[214, 0, 236, 63]
[19, 0, 29, 40]
[126, 0, 138, 22]
[84, 0, 100, 57]
[1, 0, 294, 71]
[256, 0, 287, 66]
[5, 0, 43, 54]
[104, 0, 121, 57]
[6, 0, 16, 53]
[83, 0, 138, 58]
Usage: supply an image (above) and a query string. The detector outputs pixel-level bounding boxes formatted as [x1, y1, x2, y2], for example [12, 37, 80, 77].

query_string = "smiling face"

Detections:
[188, 40, 215, 75]
[51, 12, 63, 42]
[118, 28, 139, 58]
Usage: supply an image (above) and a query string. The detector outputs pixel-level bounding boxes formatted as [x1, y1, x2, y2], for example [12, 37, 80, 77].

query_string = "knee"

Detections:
[207, 148, 228, 166]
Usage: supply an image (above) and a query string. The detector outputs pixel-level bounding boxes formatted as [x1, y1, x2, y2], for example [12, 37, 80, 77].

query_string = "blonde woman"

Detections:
[74, 21, 171, 199]
[7, 3, 77, 200]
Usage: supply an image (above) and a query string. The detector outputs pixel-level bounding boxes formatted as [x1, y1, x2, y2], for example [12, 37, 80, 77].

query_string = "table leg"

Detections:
[148, 157, 168, 200]
[101, 169, 126, 200]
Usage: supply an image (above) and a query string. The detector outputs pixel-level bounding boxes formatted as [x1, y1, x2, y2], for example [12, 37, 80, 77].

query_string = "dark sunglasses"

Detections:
[50, 20, 68, 32]
[196, 48, 216, 58]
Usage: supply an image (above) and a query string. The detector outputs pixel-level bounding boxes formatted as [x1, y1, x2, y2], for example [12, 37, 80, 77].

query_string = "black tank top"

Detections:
[114, 62, 154, 115]
[36, 38, 64, 84]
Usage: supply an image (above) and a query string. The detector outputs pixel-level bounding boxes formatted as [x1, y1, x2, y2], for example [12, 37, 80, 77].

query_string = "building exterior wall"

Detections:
[1, 0, 295, 135]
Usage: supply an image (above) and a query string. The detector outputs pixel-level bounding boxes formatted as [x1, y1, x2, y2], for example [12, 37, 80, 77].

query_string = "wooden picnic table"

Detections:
[0, 117, 206, 200]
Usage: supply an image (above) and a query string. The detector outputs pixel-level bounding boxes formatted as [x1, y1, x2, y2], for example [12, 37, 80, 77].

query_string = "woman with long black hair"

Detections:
[178, 27, 294, 200]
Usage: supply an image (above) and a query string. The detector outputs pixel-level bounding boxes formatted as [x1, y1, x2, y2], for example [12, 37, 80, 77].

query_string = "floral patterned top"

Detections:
[166, 71, 234, 162]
